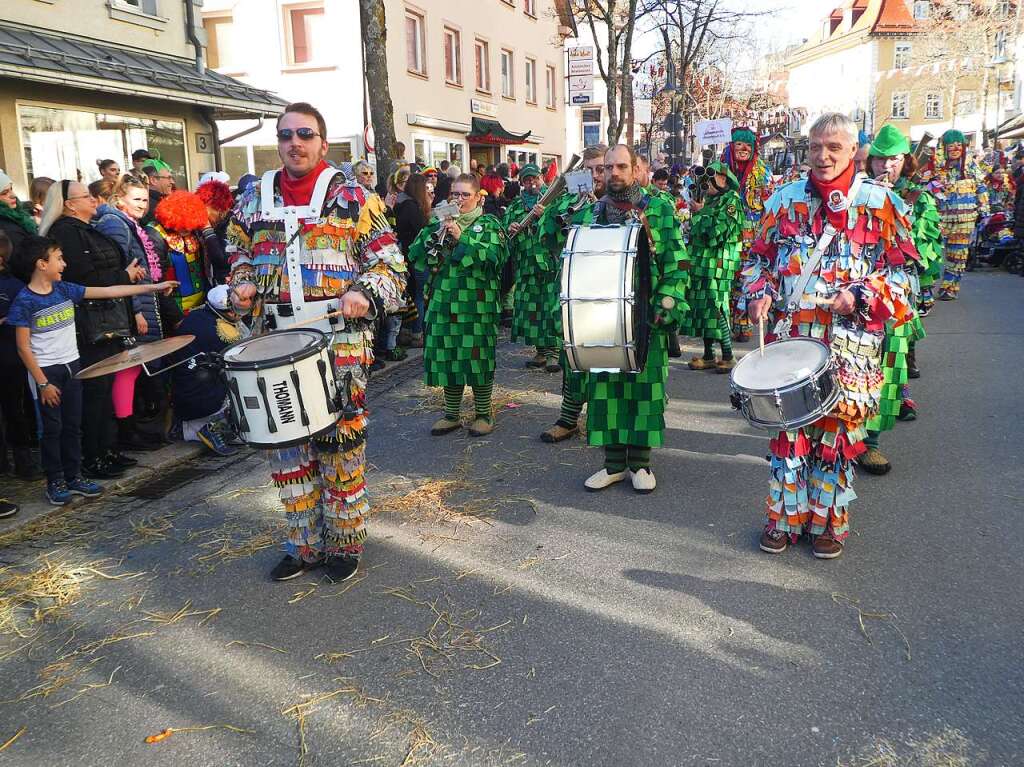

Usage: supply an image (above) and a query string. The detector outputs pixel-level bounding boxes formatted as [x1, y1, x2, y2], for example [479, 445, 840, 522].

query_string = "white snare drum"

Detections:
[222, 329, 339, 448]
[561, 223, 651, 373]
[263, 298, 342, 335]
[729, 338, 840, 431]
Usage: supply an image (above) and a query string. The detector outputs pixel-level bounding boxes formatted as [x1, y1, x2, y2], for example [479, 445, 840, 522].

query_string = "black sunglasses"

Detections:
[277, 128, 322, 141]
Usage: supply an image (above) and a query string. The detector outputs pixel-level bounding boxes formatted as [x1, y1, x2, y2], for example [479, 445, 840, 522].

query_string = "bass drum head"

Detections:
[632, 226, 652, 371]
[223, 329, 327, 368]
[732, 337, 830, 392]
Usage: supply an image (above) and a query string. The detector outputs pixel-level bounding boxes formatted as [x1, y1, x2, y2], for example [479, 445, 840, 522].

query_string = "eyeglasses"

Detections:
[277, 128, 322, 141]
[155, 174, 174, 180]
[450, 191, 475, 198]
[66, 195, 94, 202]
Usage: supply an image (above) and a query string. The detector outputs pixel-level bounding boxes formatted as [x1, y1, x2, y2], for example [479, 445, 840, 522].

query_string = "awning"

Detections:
[0, 24, 286, 119]
[466, 117, 532, 146]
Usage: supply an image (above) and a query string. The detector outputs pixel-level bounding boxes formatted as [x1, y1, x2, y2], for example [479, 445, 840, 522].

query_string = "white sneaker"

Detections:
[584, 468, 626, 491]
[629, 468, 656, 493]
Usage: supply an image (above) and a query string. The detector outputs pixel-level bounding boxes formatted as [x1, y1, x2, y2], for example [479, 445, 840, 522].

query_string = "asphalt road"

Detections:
[0, 270, 1021, 767]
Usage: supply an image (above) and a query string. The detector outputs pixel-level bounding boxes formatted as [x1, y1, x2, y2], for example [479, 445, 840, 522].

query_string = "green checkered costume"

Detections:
[678, 177, 744, 342]
[504, 192, 561, 349]
[567, 193, 690, 450]
[408, 213, 508, 388]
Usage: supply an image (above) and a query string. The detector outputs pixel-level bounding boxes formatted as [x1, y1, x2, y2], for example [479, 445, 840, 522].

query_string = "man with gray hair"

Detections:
[742, 112, 920, 560]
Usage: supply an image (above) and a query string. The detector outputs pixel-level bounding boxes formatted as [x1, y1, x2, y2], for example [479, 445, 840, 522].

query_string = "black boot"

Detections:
[666, 331, 682, 358]
[907, 349, 920, 379]
[13, 447, 43, 481]
[117, 416, 161, 452]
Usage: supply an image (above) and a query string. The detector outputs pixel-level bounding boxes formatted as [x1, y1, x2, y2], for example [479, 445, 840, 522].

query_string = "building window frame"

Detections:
[405, 7, 427, 77]
[475, 38, 491, 94]
[107, 0, 168, 30]
[924, 91, 943, 119]
[281, 1, 331, 70]
[891, 91, 909, 119]
[411, 131, 466, 168]
[444, 25, 463, 87]
[524, 0, 537, 17]
[545, 63, 557, 109]
[202, 12, 244, 75]
[956, 90, 977, 116]
[500, 48, 515, 99]
[912, 0, 930, 20]
[525, 56, 537, 104]
[893, 42, 911, 70]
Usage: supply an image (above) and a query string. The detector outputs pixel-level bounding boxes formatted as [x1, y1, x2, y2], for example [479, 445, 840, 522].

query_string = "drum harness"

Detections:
[773, 174, 865, 339]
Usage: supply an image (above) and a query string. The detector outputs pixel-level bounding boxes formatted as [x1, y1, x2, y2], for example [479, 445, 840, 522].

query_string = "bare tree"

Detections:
[572, 0, 641, 145]
[909, 0, 1016, 144]
[359, 0, 398, 185]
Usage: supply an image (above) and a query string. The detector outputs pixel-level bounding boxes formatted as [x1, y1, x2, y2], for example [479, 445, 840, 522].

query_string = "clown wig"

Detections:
[195, 179, 233, 213]
[155, 190, 209, 232]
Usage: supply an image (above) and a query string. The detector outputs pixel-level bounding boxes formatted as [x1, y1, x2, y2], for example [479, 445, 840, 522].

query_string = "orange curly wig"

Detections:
[155, 190, 208, 232]
[196, 179, 233, 212]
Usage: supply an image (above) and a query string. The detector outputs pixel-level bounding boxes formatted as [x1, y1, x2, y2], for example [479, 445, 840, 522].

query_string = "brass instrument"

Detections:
[510, 154, 582, 234]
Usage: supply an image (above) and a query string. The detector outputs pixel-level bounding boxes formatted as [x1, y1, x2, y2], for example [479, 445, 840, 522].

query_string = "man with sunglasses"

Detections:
[225, 102, 406, 583]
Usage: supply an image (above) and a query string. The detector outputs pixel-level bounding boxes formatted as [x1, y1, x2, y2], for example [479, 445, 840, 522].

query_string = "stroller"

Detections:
[968, 207, 1019, 270]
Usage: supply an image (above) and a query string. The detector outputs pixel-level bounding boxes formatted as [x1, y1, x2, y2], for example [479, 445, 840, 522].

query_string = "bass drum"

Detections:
[222, 329, 339, 448]
[561, 222, 652, 373]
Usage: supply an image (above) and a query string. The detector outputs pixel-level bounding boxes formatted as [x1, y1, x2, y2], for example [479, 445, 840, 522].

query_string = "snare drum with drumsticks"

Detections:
[221, 329, 342, 448]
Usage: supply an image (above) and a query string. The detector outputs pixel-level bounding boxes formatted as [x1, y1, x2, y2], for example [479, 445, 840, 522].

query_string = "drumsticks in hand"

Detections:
[758, 317, 765, 358]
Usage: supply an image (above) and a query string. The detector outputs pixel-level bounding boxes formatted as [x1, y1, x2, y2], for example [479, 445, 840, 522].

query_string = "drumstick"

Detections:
[758, 317, 765, 357]
[280, 309, 345, 329]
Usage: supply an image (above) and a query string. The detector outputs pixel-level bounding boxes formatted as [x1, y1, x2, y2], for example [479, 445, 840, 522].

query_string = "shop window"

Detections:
[283, 3, 327, 66]
[18, 104, 186, 188]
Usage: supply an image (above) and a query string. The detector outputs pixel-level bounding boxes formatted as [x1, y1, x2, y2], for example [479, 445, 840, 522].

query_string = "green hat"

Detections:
[868, 124, 911, 158]
[518, 163, 541, 179]
[942, 129, 966, 146]
[731, 128, 757, 147]
[708, 161, 739, 191]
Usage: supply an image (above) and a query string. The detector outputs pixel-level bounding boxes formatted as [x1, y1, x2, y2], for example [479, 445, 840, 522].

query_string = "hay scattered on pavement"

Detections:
[187, 519, 283, 573]
[140, 599, 221, 627]
[225, 640, 288, 655]
[831, 593, 911, 662]
[0, 726, 26, 753]
[838, 728, 978, 767]
[144, 724, 255, 745]
[0, 508, 97, 550]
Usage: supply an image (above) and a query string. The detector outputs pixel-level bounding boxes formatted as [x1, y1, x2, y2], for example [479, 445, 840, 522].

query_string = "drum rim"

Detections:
[235, 421, 337, 449]
[729, 337, 832, 393]
[222, 328, 330, 370]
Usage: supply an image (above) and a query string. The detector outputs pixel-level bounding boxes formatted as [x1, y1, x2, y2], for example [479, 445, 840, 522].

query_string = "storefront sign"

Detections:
[696, 118, 733, 146]
[634, 99, 652, 125]
[570, 91, 594, 105]
[471, 98, 498, 118]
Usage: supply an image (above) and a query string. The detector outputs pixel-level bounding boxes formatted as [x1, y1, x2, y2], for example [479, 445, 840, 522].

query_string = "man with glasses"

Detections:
[141, 157, 175, 227]
[225, 102, 406, 583]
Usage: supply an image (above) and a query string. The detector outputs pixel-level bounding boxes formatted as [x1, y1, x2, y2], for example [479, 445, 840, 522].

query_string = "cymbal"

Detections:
[76, 335, 196, 380]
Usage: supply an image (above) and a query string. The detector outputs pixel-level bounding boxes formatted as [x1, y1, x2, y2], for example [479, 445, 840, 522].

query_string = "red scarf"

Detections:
[279, 160, 331, 207]
[809, 160, 855, 231]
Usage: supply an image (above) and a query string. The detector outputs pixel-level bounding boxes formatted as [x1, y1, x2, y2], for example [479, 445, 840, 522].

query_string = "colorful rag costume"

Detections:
[565, 185, 689, 471]
[505, 168, 560, 362]
[226, 161, 406, 560]
[678, 163, 744, 363]
[722, 128, 773, 338]
[408, 206, 507, 424]
[147, 191, 212, 313]
[741, 166, 917, 540]
[927, 130, 988, 298]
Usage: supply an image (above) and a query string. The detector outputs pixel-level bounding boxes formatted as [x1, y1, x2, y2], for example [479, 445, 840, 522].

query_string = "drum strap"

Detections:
[785, 173, 866, 315]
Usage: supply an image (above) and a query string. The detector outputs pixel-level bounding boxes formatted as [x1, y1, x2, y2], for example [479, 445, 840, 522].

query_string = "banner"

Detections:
[695, 118, 733, 147]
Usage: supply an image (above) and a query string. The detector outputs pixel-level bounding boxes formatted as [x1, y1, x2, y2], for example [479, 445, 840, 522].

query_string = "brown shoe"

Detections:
[468, 418, 494, 437]
[688, 356, 717, 370]
[857, 447, 891, 475]
[714, 358, 735, 374]
[430, 417, 462, 436]
[812, 533, 843, 560]
[540, 424, 577, 443]
[759, 528, 788, 554]
[525, 353, 546, 369]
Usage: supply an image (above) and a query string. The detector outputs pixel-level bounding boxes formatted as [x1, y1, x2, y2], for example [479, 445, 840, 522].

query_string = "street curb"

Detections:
[0, 442, 206, 541]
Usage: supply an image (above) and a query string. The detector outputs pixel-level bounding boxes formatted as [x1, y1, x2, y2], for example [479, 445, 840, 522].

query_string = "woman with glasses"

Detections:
[41, 180, 147, 479]
[409, 173, 508, 438]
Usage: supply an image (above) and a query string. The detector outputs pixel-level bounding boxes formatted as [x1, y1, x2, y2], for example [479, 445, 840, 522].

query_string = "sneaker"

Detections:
[270, 554, 323, 581]
[197, 423, 239, 457]
[105, 450, 138, 469]
[812, 533, 843, 560]
[629, 468, 657, 493]
[82, 458, 124, 480]
[323, 555, 360, 583]
[0, 500, 18, 519]
[67, 477, 103, 498]
[584, 468, 626, 491]
[46, 479, 72, 506]
[897, 400, 918, 422]
[759, 528, 788, 554]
